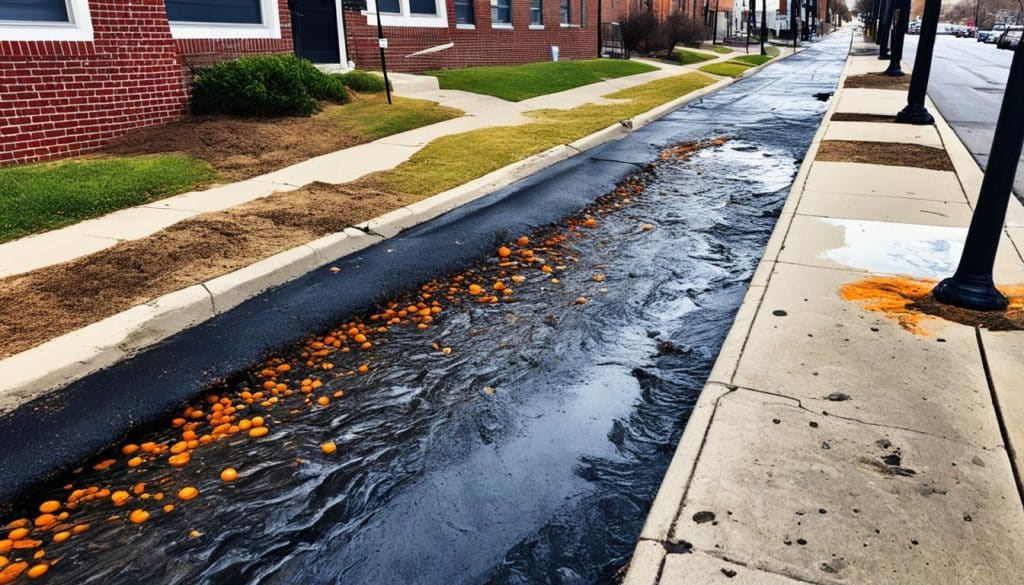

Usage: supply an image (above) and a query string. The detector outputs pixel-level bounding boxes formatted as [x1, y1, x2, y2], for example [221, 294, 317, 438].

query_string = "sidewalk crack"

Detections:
[975, 329, 1024, 511]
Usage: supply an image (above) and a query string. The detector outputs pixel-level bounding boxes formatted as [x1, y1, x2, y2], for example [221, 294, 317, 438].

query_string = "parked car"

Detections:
[977, 30, 999, 43]
[997, 26, 1022, 49]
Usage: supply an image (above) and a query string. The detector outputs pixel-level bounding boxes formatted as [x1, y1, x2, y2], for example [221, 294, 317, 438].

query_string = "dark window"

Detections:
[165, 0, 262, 24]
[530, 0, 541, 24]
[560, 0, 569, 23]
[491, 0, 510, 23]
[409, 0, 436, 14]
[377, 0, 400, 13]
[455, 0, 474, 23]
[0, 0, 70, 22]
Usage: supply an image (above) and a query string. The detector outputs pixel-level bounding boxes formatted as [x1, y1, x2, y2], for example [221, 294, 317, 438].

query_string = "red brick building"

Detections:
[0, 0, 597, 166]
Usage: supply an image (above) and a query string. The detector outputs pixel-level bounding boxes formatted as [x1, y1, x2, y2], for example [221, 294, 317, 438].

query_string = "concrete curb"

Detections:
[622, 40, 852, 585]
[0, 50, 801, 416]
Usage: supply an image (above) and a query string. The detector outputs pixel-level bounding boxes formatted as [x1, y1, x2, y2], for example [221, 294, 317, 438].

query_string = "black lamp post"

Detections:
[791, 0, 798, 48]
[933, 42, 1024, 310]
[878, 0, 893, 58]
[884, 0, 908, 75]
[871, 0, 881, 41]
[895, 0, 940, 124]
[760, 0, 768, 55]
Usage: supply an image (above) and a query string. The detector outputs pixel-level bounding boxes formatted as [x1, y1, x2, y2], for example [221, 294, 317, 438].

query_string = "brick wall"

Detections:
[0, 0, 293, 167]
[344, 0, 598, 72]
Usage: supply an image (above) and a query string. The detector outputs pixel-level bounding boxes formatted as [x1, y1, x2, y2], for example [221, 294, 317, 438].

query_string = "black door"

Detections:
[290, 0, 341, 63]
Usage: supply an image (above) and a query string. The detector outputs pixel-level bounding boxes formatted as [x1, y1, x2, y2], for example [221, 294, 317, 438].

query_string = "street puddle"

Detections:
[820, 218, 966, 278]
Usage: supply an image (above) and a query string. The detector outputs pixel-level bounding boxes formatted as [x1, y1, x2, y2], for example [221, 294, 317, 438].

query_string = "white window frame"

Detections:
[169, 0, 282, 39]
[364, 0, 448, 28]
[0, 0, 94, 42]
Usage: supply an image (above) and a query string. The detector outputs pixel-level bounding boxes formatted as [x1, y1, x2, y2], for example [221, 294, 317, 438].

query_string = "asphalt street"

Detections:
[903, 34, 1023, 196]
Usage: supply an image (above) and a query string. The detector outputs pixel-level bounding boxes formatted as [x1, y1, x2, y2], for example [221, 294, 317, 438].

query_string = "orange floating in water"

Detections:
[178, 487, 199, 501]
[320, 442, 337, 455]
[25, 563, 47, 580]
[0, 561, 27, 583]
[497, 246, 512, 258]
[51, 531, 70, 544]
[37, 501, 60, 515]
[316, 396, 330, 407]
[576, 297, 587, 305]
[357, 364, 370, 374]
[163, 505, 175, 513]
[248, 426, 269, 438]
[516, 236, 529, 246]
[129, 509, 149, 524]
[583, 218, 598, 228]
[111, 491, 130, 506]
[220, 468, 238, 482]
[7, 529, 28, 542]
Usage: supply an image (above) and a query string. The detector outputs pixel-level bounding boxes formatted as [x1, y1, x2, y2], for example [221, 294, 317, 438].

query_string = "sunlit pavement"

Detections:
[904, 34, 1024, 197]
[626, 33, 1024, 585]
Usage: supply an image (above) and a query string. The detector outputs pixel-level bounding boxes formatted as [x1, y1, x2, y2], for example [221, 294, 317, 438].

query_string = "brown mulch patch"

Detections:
[0, 182, 400, 358]
[816, 140, 954, 171]
[911, 294, 1024, 332]
[100, 112, 366, 182]
[830, 113, 897, 123]
[843, 73, 911, 90]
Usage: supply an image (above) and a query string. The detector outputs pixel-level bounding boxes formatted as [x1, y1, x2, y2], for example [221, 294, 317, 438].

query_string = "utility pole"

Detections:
[933, 42, 1024, 310]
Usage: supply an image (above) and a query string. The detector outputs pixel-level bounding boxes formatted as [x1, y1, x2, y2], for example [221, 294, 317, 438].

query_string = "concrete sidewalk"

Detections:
[0, 47, 769, 280]
[624, 39, 1024, 584]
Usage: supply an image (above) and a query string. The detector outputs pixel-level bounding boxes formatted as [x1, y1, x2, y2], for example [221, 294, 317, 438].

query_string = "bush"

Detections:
[191, 54, 348, 117]
[657, 12, 708, 56]
[619, 6, 659, 58]
[334, 70, 392, 93]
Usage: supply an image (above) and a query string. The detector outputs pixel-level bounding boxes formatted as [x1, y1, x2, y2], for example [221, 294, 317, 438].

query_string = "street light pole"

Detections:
[760, 0, 768, 55]
[884, 0, 908, 75]
[933, 42, 1024, 310]
[895, 0, 940, 124]
[878, 0, 893, 58]
[374, 1, 392, 105]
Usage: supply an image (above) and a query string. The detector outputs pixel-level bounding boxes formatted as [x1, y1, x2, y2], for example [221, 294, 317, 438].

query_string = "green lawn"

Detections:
[766, 45, 781, 56]
[324, 94, 462, 139]
[425, 59, 659, 101]
[365, 72, 716, 201]
[711, 45, 734, 54]
[699, 62, 755, 77]
[731, 54, 774, 66]
[0, 156, 217, 242]
[675, 49, 716, 65]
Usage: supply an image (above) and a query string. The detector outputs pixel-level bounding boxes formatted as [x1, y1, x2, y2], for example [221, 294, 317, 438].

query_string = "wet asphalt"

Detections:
[0, 31, 851, 585]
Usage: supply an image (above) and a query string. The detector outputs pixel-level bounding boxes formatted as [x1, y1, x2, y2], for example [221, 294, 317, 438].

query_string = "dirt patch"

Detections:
[0, 182, 400, 358]
[816, 140, 954, 171]
[840, 276, 1024, 335]
[101, 112, 366, 183]
[830, 113, 897, 123]
[843, 73, 911, 90]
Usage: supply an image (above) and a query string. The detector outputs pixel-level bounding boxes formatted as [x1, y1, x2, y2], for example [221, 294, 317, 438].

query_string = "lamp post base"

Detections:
[883, 65, 904, 76]
[932, 277, 1009, 311]
[896, 103, 934, 125]
[878, 51, 891, 60]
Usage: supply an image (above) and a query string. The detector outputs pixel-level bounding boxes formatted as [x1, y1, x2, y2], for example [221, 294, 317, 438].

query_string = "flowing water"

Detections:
[0, 33, 850, 585]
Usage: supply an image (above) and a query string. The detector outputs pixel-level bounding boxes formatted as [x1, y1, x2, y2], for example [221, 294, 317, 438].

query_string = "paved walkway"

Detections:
[0, 48, 773, 280]
[624, 37, 1024, 584]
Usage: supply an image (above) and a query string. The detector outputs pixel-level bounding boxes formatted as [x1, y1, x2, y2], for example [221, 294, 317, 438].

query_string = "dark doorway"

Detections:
[290, 0, 341, 63]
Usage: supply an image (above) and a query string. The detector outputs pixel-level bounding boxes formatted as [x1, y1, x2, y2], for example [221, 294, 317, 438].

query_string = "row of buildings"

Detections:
[0, 0, 826, 166]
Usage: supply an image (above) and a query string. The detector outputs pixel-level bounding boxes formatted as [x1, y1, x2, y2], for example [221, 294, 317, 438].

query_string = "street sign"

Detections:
[378, 38, 388, 49]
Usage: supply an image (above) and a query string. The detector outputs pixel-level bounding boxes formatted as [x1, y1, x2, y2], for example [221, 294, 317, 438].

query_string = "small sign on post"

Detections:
[378, 38, 388, 49]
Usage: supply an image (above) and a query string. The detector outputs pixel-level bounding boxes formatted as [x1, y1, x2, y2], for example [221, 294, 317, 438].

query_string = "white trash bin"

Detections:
[551, 45, 560, 61]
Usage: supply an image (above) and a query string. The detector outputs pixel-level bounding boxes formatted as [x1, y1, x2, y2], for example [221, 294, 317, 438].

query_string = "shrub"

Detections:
[657, 12, 708, 56]
[619, 6, 659, 58]
[334, 70, 392, 93]
[191, 54, 348, 117]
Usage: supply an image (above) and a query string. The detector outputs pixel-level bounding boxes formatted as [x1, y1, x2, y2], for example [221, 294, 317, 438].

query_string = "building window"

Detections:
[165, 0, 262, 23]
[560, 0, 570, 24]
[409, 0, 436, 14]
[530, 0, 542, 25]
[0, 0, 93, 41]
[166, 0, 282, 39]
[365, 0, 448, 27]
[455, 0, 474, 24]
[491, 0, 510, 24]
[0, 0, 68, 22]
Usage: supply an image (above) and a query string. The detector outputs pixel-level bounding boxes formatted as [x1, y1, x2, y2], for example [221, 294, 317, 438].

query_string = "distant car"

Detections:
[997, 26, 1022, 50]
[977, 30, 998, 43]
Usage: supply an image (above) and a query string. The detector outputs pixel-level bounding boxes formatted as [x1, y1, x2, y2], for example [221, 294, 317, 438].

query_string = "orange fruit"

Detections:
[127, 457, 143, 468]
[163, 505, 175, 513]
[26, 563, 47, 579]
[320, 442, 337, 455]
[576, 297, 587, 305]
[52, 531, 70, 544]
[497, 246, 512, 258]
[316, 396, 330, 407]
[0, 562, 28, 582]
[128, 509, 149, 524]
[357, 364, 370, 374]
[37, 501, 60, 515]
[251, 416, 265, 427]
[111, 491, 130, 506]
[122, 444, 140, 455]
[7, 529, 28, 542]
[220, 468, 238, 482]
[168, 453, 191, 468]
[178, 487, 199, 501]
[248, 427, 269, 439]
[516, 236, 529, 246]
